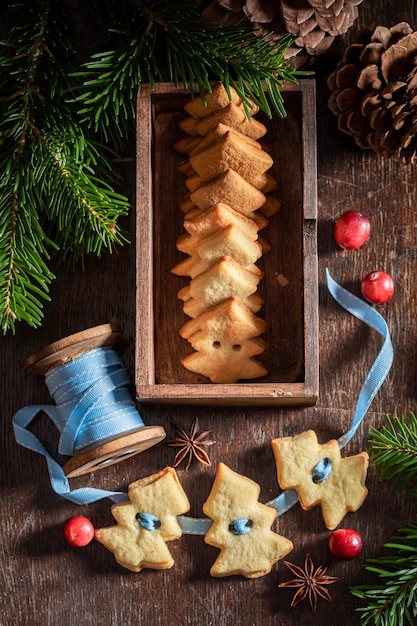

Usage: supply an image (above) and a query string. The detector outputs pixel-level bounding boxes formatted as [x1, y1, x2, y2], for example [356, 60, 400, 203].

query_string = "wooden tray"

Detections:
[135, 80, 318, 406]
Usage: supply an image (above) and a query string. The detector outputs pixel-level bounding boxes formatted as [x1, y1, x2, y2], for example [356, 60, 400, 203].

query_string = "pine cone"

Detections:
[200, 0, 364, 68]
[327, 22, 417, 163]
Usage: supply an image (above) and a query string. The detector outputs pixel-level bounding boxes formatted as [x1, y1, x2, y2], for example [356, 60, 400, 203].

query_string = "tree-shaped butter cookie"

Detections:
[182, 333, 267, 383]
[271, 430, 369, 530]
[203, 463, 293, 578]
[95, 467, 190, 572]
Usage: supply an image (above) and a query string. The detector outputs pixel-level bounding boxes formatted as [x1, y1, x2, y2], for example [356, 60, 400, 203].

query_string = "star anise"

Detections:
[278, 553, 340, 611]
[166, 417, 216, 470]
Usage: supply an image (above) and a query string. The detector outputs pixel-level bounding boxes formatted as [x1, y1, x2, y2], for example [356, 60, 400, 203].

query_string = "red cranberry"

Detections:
[63, 516, 95, 547]
[334, 210, 371, 250]
[328, 528, 363, 560]
[361, 270, 394, 305]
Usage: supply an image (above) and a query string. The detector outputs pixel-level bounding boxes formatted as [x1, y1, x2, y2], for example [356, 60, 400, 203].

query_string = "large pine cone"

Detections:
[200, 0, 364, 68]
[327, 22, 417, 163]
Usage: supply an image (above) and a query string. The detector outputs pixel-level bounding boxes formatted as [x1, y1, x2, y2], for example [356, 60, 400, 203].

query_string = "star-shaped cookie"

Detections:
[95, 467, 190, 572]
[203, 463, 293, 578]
[271, 430, 369, 530]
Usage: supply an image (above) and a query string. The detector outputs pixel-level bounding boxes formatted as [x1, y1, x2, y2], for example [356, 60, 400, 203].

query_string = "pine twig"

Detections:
[349, 415, 417, 623]
[368, 412, 417, 499]
[72, 0, 308, 147]
[350, 523, 417, 626]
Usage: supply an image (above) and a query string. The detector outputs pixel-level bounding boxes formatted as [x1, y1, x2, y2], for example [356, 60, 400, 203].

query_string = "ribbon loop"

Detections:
[325, 269, 394, 449]
[229, 518, 253, 535]
[136, 512, 161, 531]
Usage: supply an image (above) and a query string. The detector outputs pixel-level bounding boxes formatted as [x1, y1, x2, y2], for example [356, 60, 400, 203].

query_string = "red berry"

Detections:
[334, 210, 371, 250]
[328, 528, 363, 560]
[63, 516, 95, 547]
[360, 270, 394, 305]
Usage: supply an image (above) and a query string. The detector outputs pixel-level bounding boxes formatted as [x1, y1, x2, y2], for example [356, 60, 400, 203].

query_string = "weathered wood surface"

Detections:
[2, 2, 417, 624]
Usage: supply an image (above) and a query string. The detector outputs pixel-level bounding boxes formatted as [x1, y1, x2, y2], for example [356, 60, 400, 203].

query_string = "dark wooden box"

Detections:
[135, 80, 318, 406]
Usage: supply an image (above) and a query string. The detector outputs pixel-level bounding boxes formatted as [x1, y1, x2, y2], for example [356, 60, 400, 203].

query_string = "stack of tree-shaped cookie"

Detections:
[172, 83, 279, 383]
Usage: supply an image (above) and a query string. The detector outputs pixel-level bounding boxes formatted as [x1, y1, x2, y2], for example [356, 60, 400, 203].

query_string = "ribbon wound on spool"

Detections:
[46, 347, 145, 456]
[12, 346, 149, 505]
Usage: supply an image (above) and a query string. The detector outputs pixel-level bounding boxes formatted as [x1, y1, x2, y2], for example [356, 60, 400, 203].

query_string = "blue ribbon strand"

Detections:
[264, 268, 394, 519]
[229, 518, 252, 535]
[326, 269, 394, 449]
[12, 346, 146, 505]
[178, 269, 394, 533]
[12, 271, 393, 522]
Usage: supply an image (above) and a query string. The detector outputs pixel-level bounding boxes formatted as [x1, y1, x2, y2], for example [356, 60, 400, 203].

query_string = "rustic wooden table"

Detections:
[2, 1, 417, 624]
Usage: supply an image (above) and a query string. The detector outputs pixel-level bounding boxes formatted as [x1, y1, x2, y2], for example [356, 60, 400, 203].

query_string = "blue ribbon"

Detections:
[178, 269, 394, 533]
[12, 271, 393, 522]
[12, 347, 146, 505]
[326, 269, 394, 449]
[264, 268, 394, 518]
[229, 518, 252, 535]
[136, 512, 161, 531]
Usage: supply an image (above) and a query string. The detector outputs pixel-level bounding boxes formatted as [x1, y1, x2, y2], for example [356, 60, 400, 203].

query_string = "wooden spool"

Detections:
[24, 323, 166, 478]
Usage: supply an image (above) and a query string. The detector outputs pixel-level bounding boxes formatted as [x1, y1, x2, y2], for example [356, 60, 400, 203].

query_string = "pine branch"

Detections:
[349, 417, 417, 623]
[0, 0, 130, 333]
[368, 413, 417, 499]
[1, 0, 308, 334]
[31, 115, 130, 263]
[72, 0, 307, 146]
[350, 523, 417, 626]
